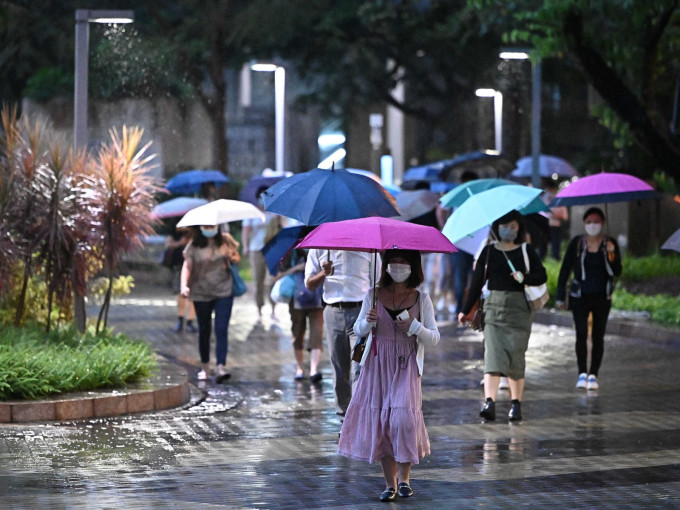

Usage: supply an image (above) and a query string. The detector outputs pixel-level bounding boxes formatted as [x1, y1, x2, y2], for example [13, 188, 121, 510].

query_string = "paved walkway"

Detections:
[1, 270, 680, 508]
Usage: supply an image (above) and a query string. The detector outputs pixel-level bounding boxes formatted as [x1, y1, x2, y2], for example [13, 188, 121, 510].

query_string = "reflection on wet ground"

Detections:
[1, 280, 680, 508]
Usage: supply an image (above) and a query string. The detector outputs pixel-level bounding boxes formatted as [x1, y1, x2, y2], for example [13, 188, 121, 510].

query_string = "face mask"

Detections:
[498, 226, 518, 243]
[585, 223, 602, 237]
[201, 227, 218, 238]
[387, 263, 411, 283]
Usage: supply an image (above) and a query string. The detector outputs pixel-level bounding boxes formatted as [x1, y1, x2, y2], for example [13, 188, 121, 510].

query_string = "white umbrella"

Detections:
[150, 197, 208, 219]
[176, 199, 265, 227]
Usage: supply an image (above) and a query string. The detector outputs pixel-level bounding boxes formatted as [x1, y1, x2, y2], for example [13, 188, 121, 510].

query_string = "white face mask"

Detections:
[387, 263, 411, 283]
[585, 223, 602, 237]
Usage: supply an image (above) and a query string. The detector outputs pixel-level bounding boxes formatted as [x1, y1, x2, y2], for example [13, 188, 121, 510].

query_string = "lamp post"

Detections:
[251, 63, 286, 173]
[499, 50, 542, 188]
[74, 9, 134, 151]
[475, 88, 503, 153]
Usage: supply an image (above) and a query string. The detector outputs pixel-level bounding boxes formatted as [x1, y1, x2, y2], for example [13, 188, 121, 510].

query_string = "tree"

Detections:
[469, 0, 680, 180]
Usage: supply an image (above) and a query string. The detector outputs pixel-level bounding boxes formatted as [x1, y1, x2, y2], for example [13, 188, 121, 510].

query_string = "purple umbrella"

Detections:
[661, 229, 680, 253]
[550, 172, 656, 207]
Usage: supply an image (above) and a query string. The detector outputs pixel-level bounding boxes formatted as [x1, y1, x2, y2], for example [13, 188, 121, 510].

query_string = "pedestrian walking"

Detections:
[180, 225, 241, 382]
[304, 249, 377, 416]
[163, 228, 197, 333]
[242, 188, 282, 322]
[338, 249, 440, 502]
[458, 210, 547, 422]
[555, 207, 622, 390]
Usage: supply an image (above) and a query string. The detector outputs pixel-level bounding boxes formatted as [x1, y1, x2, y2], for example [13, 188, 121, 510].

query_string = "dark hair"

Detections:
[583, 207, 605, 222]
[491, 209, 526, 245]
[378, 249, 424, 288]
[460, 170, 478, 183]
[190, 225, 224, 248]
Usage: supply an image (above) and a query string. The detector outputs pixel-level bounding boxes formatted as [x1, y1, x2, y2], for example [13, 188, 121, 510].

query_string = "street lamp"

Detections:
[251, 63, 286, 173]
[500, 49, 542, 188]
[74, 9, 134, 151]
[475, 88, 503, 153]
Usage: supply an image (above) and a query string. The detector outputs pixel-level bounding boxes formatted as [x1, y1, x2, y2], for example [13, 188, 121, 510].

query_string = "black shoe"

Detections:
[310, 373, 323, 383]
[480, 400, 496, 421]
[185, 320, 197, 333]
[380, 488, 396, 502]
[173, 317, 183, 332]
[397, 482, 414, 498]
[509, 401, 522, 422]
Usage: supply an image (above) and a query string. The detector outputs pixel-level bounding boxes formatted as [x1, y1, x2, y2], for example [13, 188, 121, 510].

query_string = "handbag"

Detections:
[521, 243, 549, 311]
[351, 336, 366, 362]
[270, 274, 296, 303]
[293, 272, 322, 308]
[463, 298, 484, 331]
[229, 264, 247, 297]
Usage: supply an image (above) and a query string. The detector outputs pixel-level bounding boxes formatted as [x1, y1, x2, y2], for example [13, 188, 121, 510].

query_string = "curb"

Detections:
[0, 355, 190, 424]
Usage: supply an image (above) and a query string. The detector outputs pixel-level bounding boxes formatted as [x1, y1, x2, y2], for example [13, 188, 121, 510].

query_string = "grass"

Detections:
[0, 323, 157, 401]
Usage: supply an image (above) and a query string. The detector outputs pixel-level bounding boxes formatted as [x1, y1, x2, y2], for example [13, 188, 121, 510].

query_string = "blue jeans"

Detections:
[193, 296, 234, 365]
[451, 251, 474, 314]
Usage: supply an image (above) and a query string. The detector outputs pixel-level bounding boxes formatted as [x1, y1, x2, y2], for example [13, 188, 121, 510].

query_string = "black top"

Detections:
[460, 243, 547, 315]
[556, 235, 622, 301]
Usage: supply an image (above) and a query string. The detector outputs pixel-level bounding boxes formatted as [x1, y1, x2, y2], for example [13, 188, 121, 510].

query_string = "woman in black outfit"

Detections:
[458, 210, 547, 422]
[556, 207, 622, 391]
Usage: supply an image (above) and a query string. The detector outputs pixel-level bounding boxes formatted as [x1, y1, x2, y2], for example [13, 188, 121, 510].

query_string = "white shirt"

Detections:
[304, 249, 378, 303]
[242, 212, 278, 252]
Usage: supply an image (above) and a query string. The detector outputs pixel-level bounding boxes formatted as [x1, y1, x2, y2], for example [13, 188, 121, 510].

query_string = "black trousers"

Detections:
[570, 294, 611, 376]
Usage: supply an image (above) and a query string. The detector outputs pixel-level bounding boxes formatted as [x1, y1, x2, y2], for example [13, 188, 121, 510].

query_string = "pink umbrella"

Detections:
[550, 172, 655, 207]
[297, 216, 457, 253]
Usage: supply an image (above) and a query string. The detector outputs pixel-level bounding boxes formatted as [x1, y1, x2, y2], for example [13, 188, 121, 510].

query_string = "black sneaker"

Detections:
[480, 400, 496, 421]
[397, 482, 414, 498]
[508, 401, 522, 422]
[185, 320, 197, 333]
[380, 487, 396, 502]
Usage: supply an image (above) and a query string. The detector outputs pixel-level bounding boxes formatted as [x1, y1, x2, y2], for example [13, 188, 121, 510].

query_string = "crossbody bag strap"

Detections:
[521, 242, 530, 274]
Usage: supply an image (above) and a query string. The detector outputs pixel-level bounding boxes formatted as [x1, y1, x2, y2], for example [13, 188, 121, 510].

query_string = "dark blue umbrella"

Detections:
[402, 160, 452, 183]
[261, 167, 399, 225]
[238, 175, 285, 206]
[165, 169, 230, 195]
[261, 225, 313, 275]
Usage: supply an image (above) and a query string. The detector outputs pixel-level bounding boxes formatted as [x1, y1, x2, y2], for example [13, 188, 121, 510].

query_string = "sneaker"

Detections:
[173, 317, 183, 332]
[197, 369, 208, 381]
[587, 374, 599, 390]
[576, 373, 587, 389]
[185, 320, 197, 333]
[498, 377, 510, 390]
[216, 364, 231, 383]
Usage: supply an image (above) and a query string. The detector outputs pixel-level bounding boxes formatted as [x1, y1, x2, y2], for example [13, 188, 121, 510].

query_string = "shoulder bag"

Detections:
[229, 264, 247, 297]
[521, 243, 549, 310]
[462, 245, 490, 331]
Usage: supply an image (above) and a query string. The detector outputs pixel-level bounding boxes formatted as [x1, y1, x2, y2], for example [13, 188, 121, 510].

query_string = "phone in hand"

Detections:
[395, 310, 410, 321]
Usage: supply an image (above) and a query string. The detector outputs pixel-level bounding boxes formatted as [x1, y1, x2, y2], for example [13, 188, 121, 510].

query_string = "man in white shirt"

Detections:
[305, 249, 378, 416]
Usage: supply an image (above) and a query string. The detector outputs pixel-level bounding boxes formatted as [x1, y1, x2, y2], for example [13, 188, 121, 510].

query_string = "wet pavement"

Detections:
[2, 270, 680, 509]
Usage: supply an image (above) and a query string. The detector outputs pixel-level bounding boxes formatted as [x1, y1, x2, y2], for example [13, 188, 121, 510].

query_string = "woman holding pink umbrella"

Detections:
[338, 249, 440, 503]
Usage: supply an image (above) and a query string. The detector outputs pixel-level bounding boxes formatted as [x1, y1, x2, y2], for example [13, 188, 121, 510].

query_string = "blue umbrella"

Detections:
[238, 175, 285, 206]
[442, 185, 543, 244]
[165, 169, 230, 195]
[261, 167, 399, 225]
[402, 160, 452, 182]
[511, 155, 579, 179]
[261, 225, 313, 275]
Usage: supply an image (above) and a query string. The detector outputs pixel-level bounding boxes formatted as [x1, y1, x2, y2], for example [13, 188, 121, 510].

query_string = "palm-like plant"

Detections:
[86, 126, 161, 332]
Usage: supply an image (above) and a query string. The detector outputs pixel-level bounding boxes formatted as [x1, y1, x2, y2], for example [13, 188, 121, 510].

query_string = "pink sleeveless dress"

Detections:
[338, 295, 431, 464]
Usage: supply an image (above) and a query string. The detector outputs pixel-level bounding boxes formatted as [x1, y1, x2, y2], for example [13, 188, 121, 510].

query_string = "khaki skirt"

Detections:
[483, 290, 533, 379]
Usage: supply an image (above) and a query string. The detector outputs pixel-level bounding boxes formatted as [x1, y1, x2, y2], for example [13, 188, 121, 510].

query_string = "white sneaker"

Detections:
[587, 374, 599, 390]
[197, 369, 208, 381]
[216, 364, 231, 381]
[498, 377, 510, 390]
[576, 373, 587, 389]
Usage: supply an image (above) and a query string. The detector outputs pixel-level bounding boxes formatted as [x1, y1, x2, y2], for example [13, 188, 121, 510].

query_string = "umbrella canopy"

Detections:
[346, 168, 401, 196]
[440, 179, 549, 215]
[442, 185, 543, 244]
[511, 155, 579, 179]
[261, 225, 313, 275]
[238, 175, 285, 206]
[393, 190, 440, 225]
[297, 216, 456, 253]
[549, 172, 656, 207]
[442, 151, 515, 181]
[165, 169, 230, 195]
[176, 199, 264, 228]
[662, 229, 680, 252]
[402, 160, 450, 182]
[261, 167, 399, 225]
[150, 197, 208, 219]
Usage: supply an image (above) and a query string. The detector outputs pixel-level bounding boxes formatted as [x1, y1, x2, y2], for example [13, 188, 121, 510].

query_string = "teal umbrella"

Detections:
[440, 178, 548, 215]
[442, 185, 543, 244]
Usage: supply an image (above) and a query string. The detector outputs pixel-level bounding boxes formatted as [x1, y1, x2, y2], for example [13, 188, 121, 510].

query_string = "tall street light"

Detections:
[73, 9, 133, 332]
[251, 63, 286, 173]
[500, 50, 542, 188]
[475, 88, 503, 153]
[74, 9, 134, 151]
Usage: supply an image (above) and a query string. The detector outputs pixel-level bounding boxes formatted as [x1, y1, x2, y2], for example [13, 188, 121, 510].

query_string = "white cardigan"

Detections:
[353, 288, 440, 376]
